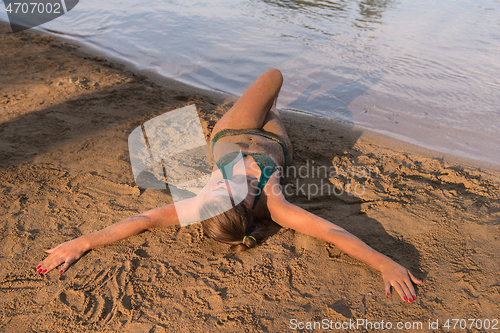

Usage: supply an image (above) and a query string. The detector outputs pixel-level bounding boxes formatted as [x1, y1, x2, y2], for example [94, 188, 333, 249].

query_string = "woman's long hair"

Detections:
[200, 196, 266, 252]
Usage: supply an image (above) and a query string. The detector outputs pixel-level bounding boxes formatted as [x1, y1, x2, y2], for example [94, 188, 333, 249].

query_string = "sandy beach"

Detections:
[1, 22, 499, 332]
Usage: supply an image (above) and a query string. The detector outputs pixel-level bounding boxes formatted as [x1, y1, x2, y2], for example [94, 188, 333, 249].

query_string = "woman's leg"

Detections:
[260, 101, 294, 163]
[210, 69, 283, 141]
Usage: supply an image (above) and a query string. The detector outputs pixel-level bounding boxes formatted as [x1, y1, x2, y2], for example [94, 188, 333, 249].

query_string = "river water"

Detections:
[1, 0, 499, 166]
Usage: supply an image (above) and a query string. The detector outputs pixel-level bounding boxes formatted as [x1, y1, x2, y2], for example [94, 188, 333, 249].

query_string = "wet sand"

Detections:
[1, 22, 499, 332]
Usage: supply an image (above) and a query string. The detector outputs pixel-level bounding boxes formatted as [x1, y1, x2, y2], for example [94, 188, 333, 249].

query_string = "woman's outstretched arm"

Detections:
[38, 167, 224, 274]
[264, 178, 422, 302]
[36, 201, 184, 275]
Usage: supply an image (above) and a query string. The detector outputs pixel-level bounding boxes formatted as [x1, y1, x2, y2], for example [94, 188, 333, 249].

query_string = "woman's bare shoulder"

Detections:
[263, 172, 287, 205]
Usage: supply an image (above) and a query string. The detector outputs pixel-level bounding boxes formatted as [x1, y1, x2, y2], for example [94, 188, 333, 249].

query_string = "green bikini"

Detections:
[210, 128, 290, 209]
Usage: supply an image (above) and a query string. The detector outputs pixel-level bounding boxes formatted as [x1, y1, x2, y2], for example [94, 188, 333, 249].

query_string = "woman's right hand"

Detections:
[36, 237, 89, 274]
[380, 259, 422, 302]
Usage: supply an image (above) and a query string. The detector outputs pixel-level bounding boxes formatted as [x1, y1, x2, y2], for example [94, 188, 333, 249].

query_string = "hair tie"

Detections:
[242, 235, 256, 244]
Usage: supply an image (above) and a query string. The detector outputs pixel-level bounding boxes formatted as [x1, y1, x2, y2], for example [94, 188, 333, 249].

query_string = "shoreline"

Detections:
[283, 108, 500, 174]
[6, 19, 498, 172]
[1, 21, 499, 332]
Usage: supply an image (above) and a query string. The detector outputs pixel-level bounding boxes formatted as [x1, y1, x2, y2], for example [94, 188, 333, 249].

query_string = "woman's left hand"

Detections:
[36, 237, 88, 274]
[380, 260, 422, 303]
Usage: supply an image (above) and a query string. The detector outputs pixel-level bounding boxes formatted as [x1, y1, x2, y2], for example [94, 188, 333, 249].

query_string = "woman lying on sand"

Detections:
[37, 69, 421, 303]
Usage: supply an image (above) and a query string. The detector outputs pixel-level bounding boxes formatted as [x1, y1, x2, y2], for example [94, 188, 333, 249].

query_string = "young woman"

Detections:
[36, 69, 421, 303]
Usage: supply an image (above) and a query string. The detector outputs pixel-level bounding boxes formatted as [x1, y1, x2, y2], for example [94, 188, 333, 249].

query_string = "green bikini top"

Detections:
[214, 151, 277, 209]
[210, 128, 290, 209]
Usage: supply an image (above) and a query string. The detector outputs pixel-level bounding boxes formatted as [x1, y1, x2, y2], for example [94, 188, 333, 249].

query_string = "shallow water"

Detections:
[1, 0, 499, 165]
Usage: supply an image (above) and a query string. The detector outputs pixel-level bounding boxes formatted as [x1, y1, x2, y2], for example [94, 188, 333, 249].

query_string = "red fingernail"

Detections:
[386, 292, 390, 296]
[37, 269, 42, 273]
[409, 298, 413, 303]
[412, 295, 416, 300]
[41, 269, 47, 274]
[36, 265, 41, 269]
[59, 270, 63, 274]
[403, 296, 407, 301]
